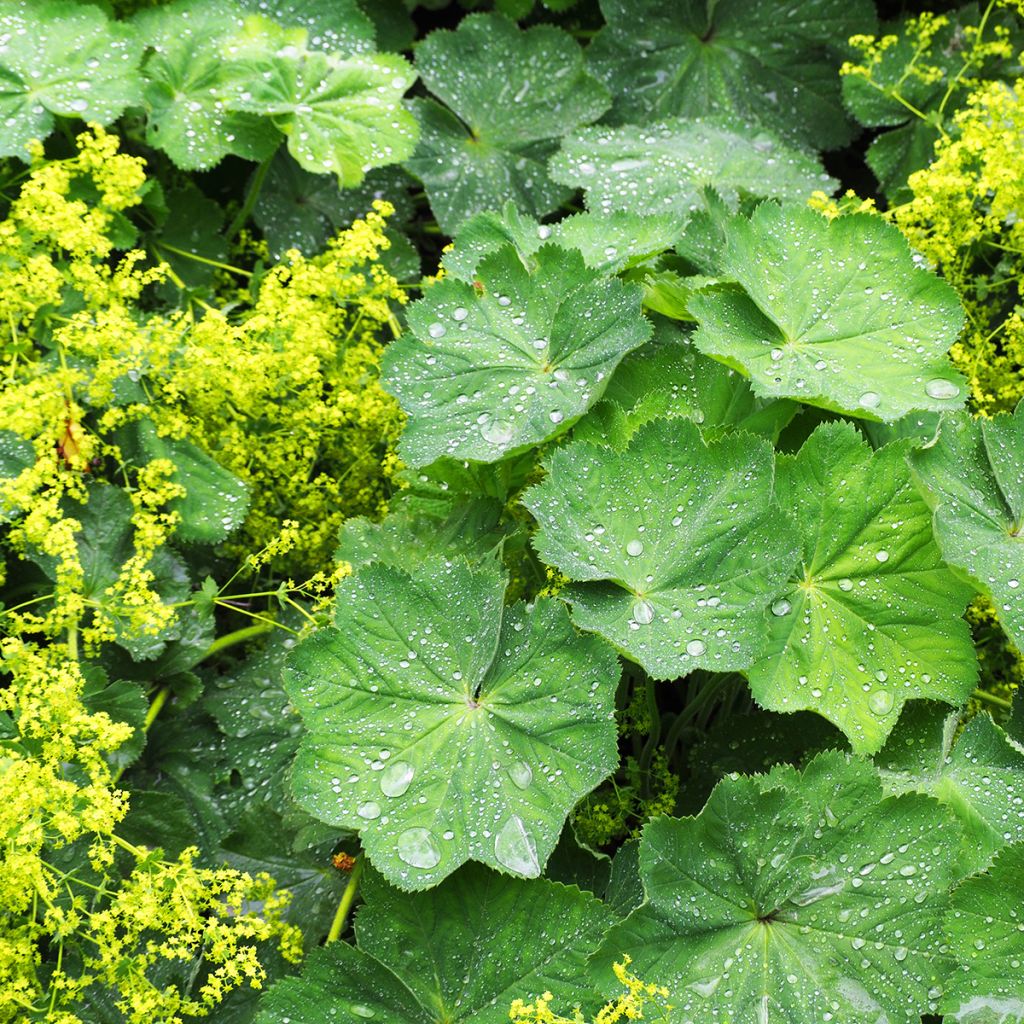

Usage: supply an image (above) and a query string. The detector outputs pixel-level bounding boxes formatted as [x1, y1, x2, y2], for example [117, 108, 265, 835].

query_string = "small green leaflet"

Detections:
[382, 244, 650, 467]
[586, 0, 875, 150]
[0, 0, 142, 158]
[689, 203, 967, 422]
[523, 417, 799, 680]
[406, 13, 609, 234]
[284, 559, 620, 890]
[745, 423, 977, 754]
[256, 864, 615, 1024]
[592, 753, 962, 1024]
[876, 704, 1024, 874]
[942, 843, 1024, 1024]
[912, 404, 1024, 653]
[550, 119, 835, 217]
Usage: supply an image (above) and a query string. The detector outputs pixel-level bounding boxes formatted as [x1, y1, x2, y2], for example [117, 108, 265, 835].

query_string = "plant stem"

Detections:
[972, 687, 1013, 711]
[326, 855, 364, 944]
[203, 621, 276, 659]
[144, 687, 171, 731]
[225, 150, 276, 243]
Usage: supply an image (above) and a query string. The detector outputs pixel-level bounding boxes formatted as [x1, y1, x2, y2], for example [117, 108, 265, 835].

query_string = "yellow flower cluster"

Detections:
[893, 77, 1024, 413]
[509, 958, 672, 1024]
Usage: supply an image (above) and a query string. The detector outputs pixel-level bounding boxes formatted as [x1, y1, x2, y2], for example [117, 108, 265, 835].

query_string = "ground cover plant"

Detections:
[1, 0, 1023, 1021]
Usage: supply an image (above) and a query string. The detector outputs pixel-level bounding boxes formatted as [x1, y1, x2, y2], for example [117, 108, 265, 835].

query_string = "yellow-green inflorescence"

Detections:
[0, 125, 405, 1020]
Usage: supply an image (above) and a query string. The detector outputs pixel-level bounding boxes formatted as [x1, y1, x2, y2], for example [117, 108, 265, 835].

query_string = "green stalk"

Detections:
[326, 855, 364, 944]
[972, 688, 1013, 711]
[225, 149, 277, 243]
[203, 621, 276, 660]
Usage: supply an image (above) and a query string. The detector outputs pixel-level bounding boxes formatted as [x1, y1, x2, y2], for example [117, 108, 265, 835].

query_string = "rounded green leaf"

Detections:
[284, 559, 620, 889]
[257, 864, 615, 1024]
[383, 244, 651, 467]
[689, 203, 967, 422]
[522, 417, 799, 679]
[942, 843, 1024, 1023]
[0, 0, 142, 157]
[912, 404, 1024, 654]
[593, 753, 962, 1024]
[550, 119, 835, 217]
[587, 0, 875, 150]
[406, 13, 609, 233]
[746, 422, 978, 754]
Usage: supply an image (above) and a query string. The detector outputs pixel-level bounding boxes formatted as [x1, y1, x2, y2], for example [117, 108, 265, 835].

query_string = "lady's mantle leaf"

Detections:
[0, 0, 142, 157]
[522, 418, 799, 680]
[256, 864, 614, 1023]
[689, 204, 967, 423]
[911, 404, 1024, 653]
[593, 753, 962, 1024]
[550, 119, 835, 217]
[746, 423, 977, 754]
[284, 559, 620, 890]
[405, 13, 609, 234]
[876, 704, 1024, 874]
[942, 843, 1024, 1023]
[382, 244, 650, 467]
[586, 0, 875, 150]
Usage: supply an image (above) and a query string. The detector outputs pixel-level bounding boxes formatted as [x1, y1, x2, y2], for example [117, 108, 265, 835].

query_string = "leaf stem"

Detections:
[972, 687, 1012, 711]
[225, 149, 277, 243]
[326, 855, 363, 944]
[203, 621, 276, 659]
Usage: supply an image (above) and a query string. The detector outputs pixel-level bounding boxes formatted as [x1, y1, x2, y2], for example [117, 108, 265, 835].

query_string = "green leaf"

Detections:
[134, 0, 280, 170]
[238, 0, 375, 56]
[81, 673, 148, 775]
[256, 864, 614, 1023]
[0, 429, 34, 518]
[284, 559, 620, 889]
[0, 0, 142, 157]
[229, 43, 418, 185]
[745, 422, 977, 754]
[587, 0, 875, 150]
[911, 405, 1024, 653]
[550, 119, 835, 217]
[942, 843, 1024, 1023]
[405, 13, 608, 233]
[593, 752, 962, 1024]
[121, 419, 250, 545]
[522, 417, 799, 680]
[149, 183, 228, 295]
[876, 704, 1024, 874]
[382, 244, 651, 467]
[689, 204, 967, 422]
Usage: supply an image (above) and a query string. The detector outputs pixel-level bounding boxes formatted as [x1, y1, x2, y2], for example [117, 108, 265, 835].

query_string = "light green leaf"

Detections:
[121, 419, 250, 545]
[284, 559, 620, 889]
[876, 704, 1024, 874]
[911, 405, 1024, 653]
[587, 0, 875, 150]
[229, 44, 418, 185]
[745, 422, 977, 754]
[238, 0, 375, 56]
[593, 752, 962, 1024]
[522, 417, 799, 680]
[134, 0, 280, 169]
[405, 14, 609, 233]
[256, 864, 614, 1024]
[942, 843, 1024, 1024]
[0, 0, 142, 157]
[550, 119, 835, 217]
[689, 203, 967, 422]
[0, 429, 34, 518]
[382, 244, 651, 467]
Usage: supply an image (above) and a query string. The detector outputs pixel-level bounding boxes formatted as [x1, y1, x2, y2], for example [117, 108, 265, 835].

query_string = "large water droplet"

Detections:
[868, 690, 894, 717]
[508, 761, 533, 790]
[357, 801, 381, 819]
[397, 827, 440, 869]
[771, 598, 792, 616]
[633, 598, 655, 625]
[837, 578, 854, 591]
[494, 815, 540, 876]
[452, 307, 468, 322]
[351, 1005, 375, 1018]
[626, 539, 644, 557]
[686, 639, 706, 657]
[480, 416, 514, 446]
[427, 322, 446, 339]
[380, 761, 414, 797]
[925, 378, 960, 400]
[859, 391, 881, 409]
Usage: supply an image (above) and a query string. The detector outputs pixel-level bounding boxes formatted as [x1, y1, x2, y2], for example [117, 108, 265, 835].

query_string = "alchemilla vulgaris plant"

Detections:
[1, 0, 1023, 1022]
